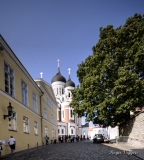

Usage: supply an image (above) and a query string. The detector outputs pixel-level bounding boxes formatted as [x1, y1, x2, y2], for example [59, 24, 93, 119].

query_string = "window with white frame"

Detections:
[62, 88, 64, 94]
[4, 62, 14, 97]
[61, 129, 64, 134]
[70, 109, 73, 118]
[44, 108, 47, 119]
[8, 112, 17, 131]
[58, 129, 60, 134]
[71, 129, 73, 134]
[45, 126, 48, 136]
[23, 116, 29, 133]
[32, 92, 37, 112]
[34, 121, 38, 135]
[21, 81, 28, 106]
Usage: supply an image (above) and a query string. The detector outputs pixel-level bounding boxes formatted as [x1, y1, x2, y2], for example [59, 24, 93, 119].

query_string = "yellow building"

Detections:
[0, 35, 58, 156]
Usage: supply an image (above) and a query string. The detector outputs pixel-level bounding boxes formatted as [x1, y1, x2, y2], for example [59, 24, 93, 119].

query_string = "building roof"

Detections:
[51, 71, 66, 83]
[64, 78, 75, 88]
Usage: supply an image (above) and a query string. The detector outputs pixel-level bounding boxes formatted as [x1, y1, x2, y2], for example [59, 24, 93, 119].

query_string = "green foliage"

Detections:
[70, 14, 144, 127]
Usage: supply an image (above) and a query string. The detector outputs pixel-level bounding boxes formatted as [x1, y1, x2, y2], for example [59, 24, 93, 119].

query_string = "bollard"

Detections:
[37, 142, 38, 150]
[28, 144, 29, 152]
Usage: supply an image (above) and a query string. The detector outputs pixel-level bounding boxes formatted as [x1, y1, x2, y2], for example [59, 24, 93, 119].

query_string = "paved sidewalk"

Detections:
[104, 143, 144, 160]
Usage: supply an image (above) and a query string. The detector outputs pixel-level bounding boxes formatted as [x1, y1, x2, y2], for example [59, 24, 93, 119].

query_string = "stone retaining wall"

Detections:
[119, 111, 144, 147]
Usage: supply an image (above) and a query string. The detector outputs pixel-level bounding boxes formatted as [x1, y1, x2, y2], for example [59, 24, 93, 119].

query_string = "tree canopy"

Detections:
[70, 14, 144, 127]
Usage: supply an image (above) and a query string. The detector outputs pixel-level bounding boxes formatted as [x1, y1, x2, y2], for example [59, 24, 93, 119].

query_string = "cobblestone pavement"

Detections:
[3, 141, 141, 160]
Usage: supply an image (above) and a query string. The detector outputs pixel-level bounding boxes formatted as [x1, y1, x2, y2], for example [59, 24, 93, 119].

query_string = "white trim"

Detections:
[0, 90, 41, 118]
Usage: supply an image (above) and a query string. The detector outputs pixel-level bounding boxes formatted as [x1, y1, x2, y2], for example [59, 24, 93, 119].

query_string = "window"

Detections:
[52, 129, 54, 138]
[71, 110, 73, 118]
[44, 108, 47, 119]
[62, 110, 64, 119]
[57, 88, 58, 95]
[32, 93, 37, 112]
[21, 81, 28, 106]
[4, 62, 14, 96]
[45, 126, 48, 136]
[61, 129, 64, 134]
[23, 116, 29, 133]
[62, 97, 64, 102]
[58, 129, 60, 134]
[68, 92, 70, 97]
[34, 121, 38, 135]
[8, 112, 17, 131]
[62, 88, 64, 94]
[71, 129, 73, 134]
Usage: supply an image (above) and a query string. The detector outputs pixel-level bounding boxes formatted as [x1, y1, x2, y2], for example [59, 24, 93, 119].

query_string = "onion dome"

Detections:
[51, 72, 66, 83]
[51, 59, 66, 83]
[64, 68, 75, 88]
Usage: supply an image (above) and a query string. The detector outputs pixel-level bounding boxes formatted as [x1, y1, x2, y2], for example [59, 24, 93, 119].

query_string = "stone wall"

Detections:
[119, 111, 144, 147]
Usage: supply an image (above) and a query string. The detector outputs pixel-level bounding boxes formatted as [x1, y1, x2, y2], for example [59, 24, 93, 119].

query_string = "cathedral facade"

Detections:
[51, 61, 82, 137]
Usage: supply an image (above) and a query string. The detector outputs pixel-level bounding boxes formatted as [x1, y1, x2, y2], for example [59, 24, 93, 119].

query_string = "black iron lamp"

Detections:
[3, 102, 13, 119]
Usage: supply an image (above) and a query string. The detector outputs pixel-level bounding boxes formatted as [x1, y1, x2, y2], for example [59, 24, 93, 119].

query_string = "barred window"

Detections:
[23, 116, 29, 133]
[34, 121, 38, 135]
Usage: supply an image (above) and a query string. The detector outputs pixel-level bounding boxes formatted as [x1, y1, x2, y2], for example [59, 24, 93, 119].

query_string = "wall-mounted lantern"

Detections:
[3, 102, 14, 119]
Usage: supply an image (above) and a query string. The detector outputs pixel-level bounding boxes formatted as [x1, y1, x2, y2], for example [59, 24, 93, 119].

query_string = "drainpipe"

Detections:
[40, 91, 44, 145]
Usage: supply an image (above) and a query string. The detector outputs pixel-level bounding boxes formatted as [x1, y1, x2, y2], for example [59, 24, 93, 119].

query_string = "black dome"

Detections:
[51, 72, 66, 83]
[65, 79, 75, 88]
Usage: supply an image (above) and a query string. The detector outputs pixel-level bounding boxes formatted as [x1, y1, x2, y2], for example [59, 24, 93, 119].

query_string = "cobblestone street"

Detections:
[2, 141, 141, 160]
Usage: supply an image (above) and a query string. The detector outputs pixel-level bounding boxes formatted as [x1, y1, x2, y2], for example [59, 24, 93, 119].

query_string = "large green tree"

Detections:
[70, 14, 144, 127]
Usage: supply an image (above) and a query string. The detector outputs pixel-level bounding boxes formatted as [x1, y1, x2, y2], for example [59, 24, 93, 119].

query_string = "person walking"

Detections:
[45, 135, 49, 145]
[8, 136, 16, 155]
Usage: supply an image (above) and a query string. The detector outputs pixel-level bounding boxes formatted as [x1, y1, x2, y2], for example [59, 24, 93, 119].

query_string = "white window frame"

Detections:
[23, 116, 29, 133]
[32, 92, 37, 113]
[8, 112, 17, 131]
[4, 62, 14, 97]
[34, 121, 38, 135]
[21, 80, 28, 106]
[44, 108, 47, 119]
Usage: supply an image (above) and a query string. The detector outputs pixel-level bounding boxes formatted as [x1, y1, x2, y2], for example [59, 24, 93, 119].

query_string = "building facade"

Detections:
[0, 35, 58, 156]
[51, 61, 82, 138]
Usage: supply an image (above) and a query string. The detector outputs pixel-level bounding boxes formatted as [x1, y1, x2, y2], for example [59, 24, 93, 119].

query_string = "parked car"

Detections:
[93, 134, 104, 143]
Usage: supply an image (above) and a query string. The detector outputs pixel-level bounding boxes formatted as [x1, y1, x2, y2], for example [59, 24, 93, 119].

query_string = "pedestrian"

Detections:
[8, 136, 16, 155]
[70, 135, 73, 143]
[0, 140, 3, 160]
[60, 136, 63, 143]
[45, 135, 49, 145]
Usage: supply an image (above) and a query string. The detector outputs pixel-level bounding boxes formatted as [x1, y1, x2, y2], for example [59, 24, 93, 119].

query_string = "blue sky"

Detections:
[0, 0, 144, 125]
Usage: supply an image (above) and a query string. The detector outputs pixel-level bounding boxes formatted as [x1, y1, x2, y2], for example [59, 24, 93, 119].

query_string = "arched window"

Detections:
[71, 129, 73, 134]
[68, 92, 70, 97]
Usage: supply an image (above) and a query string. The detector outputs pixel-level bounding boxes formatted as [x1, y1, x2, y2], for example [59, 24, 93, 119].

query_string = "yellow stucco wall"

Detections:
[0, 37, 58, 156]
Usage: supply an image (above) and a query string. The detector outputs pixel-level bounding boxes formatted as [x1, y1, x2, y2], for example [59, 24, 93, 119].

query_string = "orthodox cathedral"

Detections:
[51, 60, 82, 137]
